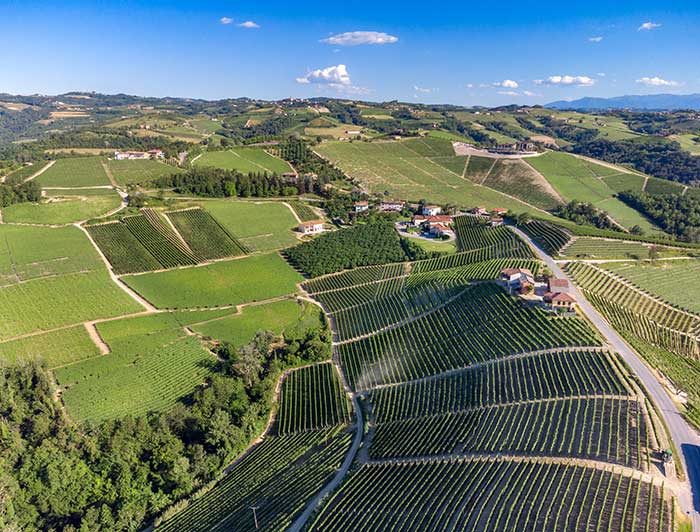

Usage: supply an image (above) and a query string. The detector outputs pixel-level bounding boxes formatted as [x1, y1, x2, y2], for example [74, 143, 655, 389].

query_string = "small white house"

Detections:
[380, 201, 405, 212]
[354, 201, 369, 213]
[298, 221, 324, 234]
[422, 205, 442, 216]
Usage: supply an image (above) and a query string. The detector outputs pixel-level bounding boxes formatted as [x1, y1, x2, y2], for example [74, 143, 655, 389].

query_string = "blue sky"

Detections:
[2, 0, 699, 106]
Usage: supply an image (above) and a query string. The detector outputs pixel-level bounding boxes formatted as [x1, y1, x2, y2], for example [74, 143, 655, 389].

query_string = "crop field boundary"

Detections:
[23, 160, 56, 182]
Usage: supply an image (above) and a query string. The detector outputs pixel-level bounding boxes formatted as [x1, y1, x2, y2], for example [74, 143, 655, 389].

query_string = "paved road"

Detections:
[512, 225, 700, 530]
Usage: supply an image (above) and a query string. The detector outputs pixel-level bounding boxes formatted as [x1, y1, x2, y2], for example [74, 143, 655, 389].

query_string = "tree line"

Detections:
[618, 190, 700, 242]
[0, 322, 331, 532]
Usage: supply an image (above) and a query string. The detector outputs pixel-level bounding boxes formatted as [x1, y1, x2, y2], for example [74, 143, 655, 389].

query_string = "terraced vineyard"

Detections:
[562, 237, 685, 260]
[309, 459, 672, 531]
[453, 215, 532, 254]
[165, 207, 248, 260]
[275, 363, 351, 435]
[339, 282, 600, 390]
[155, 356, 355, 532]
[520, 220, 571, 256]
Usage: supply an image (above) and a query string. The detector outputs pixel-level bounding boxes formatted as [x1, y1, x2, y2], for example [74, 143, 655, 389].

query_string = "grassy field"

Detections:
[562, 237, 688, 260]
[122, 253, 302, 309]
[106, 159, 180, 186]
[526, 152, 663, 234]
[0, 270, 142, 341]
[194, 148, 292, 174]
[193, 299, 322, 345]
[316, 139, 553, 214]
[670, 134, 700, 156]
[0, 325, 100, 368]
[35, 157, 111, 187]
[199, 200, 299, 251]
[601, 259, 700, 313]
[1, 194, 122, 224]
[0, 224, 102, 285]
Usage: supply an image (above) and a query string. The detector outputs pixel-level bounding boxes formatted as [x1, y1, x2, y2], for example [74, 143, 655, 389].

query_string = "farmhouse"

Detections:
[492, 208, 508, 216]
[114, 149, 164, 160]
[548, 278, 572, 294]
[298, 220, 324, 234]
[422, 205, 442, 216]
[380, 200, 405, 212]
[490, 217, 504, 227]
[282, 172, 299, 181]
[412, 214, 453, 227]
[499, 268, 535, 293]
[354, 201, 369, 213]
[428, 223, 454, 238]
[471, 206, 488, 215]
[488, 142, 536, 154]
[544, 292, 577, 311]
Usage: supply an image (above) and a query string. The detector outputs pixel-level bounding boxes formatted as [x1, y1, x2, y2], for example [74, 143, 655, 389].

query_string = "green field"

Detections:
[316, 138, 554, 214]
[35, 157, 111, 187]
[199, 200, 299, 251]
[194, 148, 292, 174]
[106, 159, 180, 186]
[57, 336, 212, 422]
[0, 224, 102, 285]
[193, 299, 322, 345]
[670, 133, 700, 156]
[122, 253, 302, 309]
[0, 270, 142, 341]
[0, 325, 100, 368]
[562, 237, 687, 260]
[526, 152, 663, 234]
[601, 259, 700, 313]
[2, 194, 122, 224]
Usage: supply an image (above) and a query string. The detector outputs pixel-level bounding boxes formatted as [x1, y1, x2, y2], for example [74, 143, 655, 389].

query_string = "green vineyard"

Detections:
[86, 222, 162, 274]
[288, 200, 319, 222]
[309, 459, 671, 531]
[520, 220, 571, 256]
[275, 363, 351, 435]
[453, 215, 531, 254]
[165, 207, 248, 260]
[339, 282, 601, 390]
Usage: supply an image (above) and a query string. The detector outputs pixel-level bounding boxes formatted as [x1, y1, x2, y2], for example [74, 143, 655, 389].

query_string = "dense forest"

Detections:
[0, 323, 330, 532]
[572, 138, 700, 185]
[285, 219, 411, 277]
[618, 191, 700, 241]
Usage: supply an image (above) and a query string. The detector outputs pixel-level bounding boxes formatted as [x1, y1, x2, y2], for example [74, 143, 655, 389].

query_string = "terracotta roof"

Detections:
[549, 279, 570, 289]
[354, 201, 368, 206]
[552, 293, 576, 303]
[300, 220, 323, 227]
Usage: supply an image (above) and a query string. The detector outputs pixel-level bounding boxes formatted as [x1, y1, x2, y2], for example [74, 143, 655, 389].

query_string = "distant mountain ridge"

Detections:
[546, 93, 700, 111]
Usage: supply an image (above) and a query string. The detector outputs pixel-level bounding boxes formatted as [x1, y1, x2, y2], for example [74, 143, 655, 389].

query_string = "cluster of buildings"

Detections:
[113, 149, 164, 160]
[487, 142, 536, 154]
[470, 206, 509, 227]
[498, 268, 577, 313]
[411, 205, 454, 239]
[353, 200, 407, 214]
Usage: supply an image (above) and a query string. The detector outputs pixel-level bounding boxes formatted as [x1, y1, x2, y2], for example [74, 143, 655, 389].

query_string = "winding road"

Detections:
[511, 225, 700, 530]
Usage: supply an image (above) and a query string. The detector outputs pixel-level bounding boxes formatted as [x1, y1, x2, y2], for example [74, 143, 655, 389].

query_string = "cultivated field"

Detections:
[122, 252, 302, 308]
[192, 299, 321, 346]
[194, 148, 292, 174]
[2, 194, 122, 224]
[315, 138, 551, 214]
[0, 325, 100, 368]
[35, 156, 111, 187]
[106, 158, 181, 186]
[200, 200, 299, 251]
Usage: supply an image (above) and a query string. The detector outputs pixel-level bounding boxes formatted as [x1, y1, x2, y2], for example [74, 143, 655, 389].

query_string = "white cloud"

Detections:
[295, 64, 368, 94]
[493, 79, 519, 88]
[597, 72, 606, 77]
[498, 91, 520, 97]
[523, 90, 540, 97]
[638, 21, 661, 31]
[466, 83, 475, 89]
[238, 21, 260, 29]
[636, 76, 680, 87]
[535, 75, 595, 87]
[589, 36, 604, 42]
[320, 31, 398, 46]
[220, 17, 234, 25]
[413, 86, 433, 94]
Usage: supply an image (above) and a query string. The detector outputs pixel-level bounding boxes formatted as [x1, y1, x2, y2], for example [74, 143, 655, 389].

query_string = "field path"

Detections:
[283, 201, 302, 224]
[23, 160, 56, 183]
[512, 224, 700, 530]
[83, 322, 110, 355]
